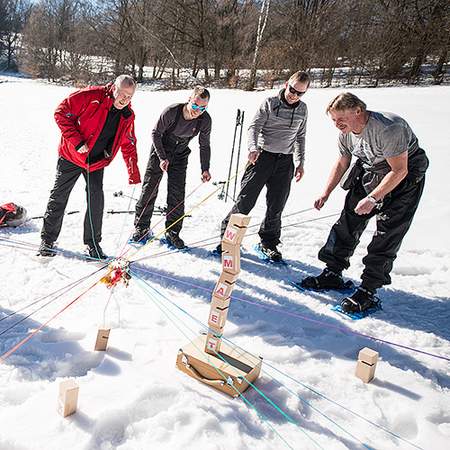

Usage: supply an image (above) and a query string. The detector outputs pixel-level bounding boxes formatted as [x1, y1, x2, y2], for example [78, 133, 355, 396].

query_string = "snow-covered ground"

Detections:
[0, 74, 449, 450]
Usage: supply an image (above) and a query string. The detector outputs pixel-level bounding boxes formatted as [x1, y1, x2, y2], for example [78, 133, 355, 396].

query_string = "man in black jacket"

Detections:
[131, 86, 212, 248]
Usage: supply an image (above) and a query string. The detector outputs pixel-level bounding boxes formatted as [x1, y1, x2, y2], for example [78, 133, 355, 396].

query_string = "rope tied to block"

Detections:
[100, 258, 131, 288]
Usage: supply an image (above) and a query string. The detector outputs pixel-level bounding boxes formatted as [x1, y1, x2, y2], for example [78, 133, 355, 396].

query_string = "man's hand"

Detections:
[248, 150, 261, 165]
[77, 144, 89, 154]
[314, 193, 329, 210]
[160, 159, 169, 172]
[355, 197, 376, 215]
[201, 170, 211, 182]
[295, 166, 304, 182]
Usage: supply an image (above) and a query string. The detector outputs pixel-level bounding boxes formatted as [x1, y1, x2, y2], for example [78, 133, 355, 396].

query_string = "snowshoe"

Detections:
[85, 244, 108, 261]
[332, 287, 382, 320]
[298, 268, 354, 293]
[128, 227, 154, 247]
[160, 231, 188, 251]
[37, 240, 56, 257]
[253, 243, 286, 265]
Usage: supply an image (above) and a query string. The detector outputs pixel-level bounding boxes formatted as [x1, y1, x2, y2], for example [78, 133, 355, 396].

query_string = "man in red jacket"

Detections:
[38, 74, 141, 259]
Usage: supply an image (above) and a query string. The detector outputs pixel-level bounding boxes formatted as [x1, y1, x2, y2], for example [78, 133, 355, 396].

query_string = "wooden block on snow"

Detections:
[355, 347, 378, 383]
[94, 328, 110, 351]
[358, 347, 379, 365]
[58, 379, 79, 417]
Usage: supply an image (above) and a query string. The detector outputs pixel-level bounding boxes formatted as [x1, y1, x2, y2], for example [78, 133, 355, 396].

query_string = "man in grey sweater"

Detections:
[219, 71, 310, 261]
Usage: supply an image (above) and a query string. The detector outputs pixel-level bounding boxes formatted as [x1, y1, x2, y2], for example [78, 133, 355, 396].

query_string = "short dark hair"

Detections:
[288, 71, 310, 86]
[191, 85, 210, 100]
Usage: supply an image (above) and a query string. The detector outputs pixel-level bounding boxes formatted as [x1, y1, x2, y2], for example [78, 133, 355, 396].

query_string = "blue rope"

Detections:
[131, 268, 424, 450]
[132, 274, 297, 450]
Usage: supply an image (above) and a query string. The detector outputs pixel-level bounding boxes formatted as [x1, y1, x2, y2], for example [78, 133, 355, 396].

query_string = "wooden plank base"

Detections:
[176, 334, 262, 398]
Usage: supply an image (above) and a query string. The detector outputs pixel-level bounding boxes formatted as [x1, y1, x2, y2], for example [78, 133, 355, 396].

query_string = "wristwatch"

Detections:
[367, 195, 378, 204]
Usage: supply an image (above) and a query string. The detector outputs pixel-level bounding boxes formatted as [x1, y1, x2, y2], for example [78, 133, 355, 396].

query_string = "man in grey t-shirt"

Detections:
[218, 71, 310, 262]
[300, 92, 428, 314]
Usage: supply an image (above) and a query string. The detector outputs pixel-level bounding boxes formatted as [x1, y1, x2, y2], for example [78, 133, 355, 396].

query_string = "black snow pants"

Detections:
[220, 151, 294, 247]
[318, 175, 426, 291]
[135, 138, 190, 234]
[41, 157, 104, 246]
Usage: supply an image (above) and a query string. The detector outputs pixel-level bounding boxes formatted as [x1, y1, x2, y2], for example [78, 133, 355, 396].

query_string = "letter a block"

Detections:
[213, 272, 238, 300]
[58, 379, 79, 417]
[94, 328, 111, 351]
[355, 347, 379, 383]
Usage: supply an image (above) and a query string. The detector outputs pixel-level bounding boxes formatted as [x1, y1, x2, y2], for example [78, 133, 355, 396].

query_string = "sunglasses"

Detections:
[191, 102, 207, 112]
[288, 85, 306, 97]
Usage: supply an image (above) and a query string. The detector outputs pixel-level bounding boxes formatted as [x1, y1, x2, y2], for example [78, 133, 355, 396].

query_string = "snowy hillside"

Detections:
[0, 74, 449, 450]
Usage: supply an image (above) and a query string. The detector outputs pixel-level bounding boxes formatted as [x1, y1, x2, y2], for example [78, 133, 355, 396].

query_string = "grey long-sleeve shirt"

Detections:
[248, 89, 308, 167]
[151, 103, 212, 171]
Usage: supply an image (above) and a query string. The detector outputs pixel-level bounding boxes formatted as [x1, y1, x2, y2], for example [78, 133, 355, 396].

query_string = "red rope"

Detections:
[0, 279, 101, 364]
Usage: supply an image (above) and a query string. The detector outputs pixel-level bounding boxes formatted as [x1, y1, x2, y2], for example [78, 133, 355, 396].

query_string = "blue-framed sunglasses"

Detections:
[191, 102, 208, 112]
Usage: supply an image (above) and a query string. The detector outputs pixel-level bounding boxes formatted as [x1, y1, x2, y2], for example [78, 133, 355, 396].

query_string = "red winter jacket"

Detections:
[54, 83, 141, 184]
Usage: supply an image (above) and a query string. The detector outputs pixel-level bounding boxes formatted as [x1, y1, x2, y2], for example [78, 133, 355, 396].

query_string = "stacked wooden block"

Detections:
[205, 213, 251, 355]
[176, 213, 263, 397]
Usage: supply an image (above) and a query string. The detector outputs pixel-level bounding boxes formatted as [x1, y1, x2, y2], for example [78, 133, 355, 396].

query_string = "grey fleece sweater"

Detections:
[248, 89, 308, 167]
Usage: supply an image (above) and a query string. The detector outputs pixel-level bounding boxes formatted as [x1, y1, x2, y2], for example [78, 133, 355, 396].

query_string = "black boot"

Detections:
[340, 287, 378, 313]
[86, 244, 108, 260]
[131, 227, 153, 244]
[165, 230, 186, 249]
[301, 268, 347, 290]
[259, 243, 282, 262]
[37, 240, 56, 257]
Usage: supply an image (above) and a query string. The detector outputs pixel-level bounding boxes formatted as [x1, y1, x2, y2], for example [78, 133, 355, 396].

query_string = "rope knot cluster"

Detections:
[100, 258, 131, 288]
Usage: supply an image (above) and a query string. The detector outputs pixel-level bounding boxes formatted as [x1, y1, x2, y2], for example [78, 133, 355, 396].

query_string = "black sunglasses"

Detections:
[288, 85, 306, 97]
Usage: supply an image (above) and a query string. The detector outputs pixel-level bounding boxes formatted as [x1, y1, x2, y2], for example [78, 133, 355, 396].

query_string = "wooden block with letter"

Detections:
[176, 333, 262, 398]
[94, 328, 111, 351]
[58, 379, 79, 417]
[222, 224, 247, 246]
[355, 347, 379, 383]
[222, 245, 241, 275]
[213, 272, 238, 300]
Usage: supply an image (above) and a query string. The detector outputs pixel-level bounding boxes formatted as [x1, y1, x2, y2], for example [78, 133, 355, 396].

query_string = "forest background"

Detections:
[1, 0, 449, 89]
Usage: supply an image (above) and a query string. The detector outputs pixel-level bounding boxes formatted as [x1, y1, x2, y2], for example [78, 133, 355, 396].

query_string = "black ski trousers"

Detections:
[41, 157, 104, 246]
[318, 175, 426, 290]
[135, 144, 190, 234]
[221, 151, 294, 247]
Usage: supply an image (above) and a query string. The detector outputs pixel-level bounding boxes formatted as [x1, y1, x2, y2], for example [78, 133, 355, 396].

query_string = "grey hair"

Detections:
[114, 74, 136, 89]
[326, 92, 367, 114]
